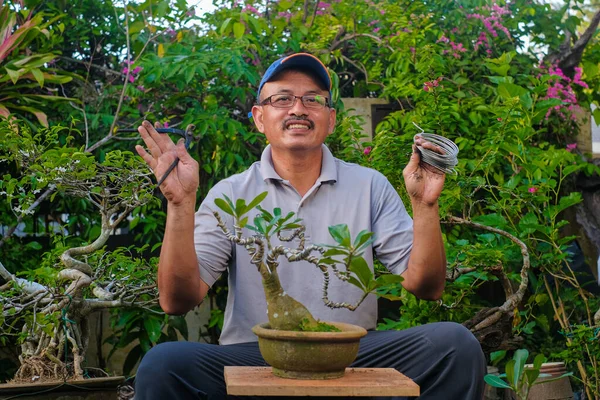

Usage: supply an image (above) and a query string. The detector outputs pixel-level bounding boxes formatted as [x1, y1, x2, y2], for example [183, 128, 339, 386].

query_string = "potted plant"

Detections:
[484, 349, 573, 400]
[213, 192, 404, 379]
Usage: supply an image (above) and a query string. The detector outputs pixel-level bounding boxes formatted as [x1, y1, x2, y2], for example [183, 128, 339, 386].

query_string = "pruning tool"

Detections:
[117, 124, 196, 186]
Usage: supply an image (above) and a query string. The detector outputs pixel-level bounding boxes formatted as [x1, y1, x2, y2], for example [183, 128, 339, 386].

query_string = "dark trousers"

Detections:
[134, 322, 486, 399]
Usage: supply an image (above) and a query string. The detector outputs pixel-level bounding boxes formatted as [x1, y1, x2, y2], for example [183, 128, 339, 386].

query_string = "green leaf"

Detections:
[498, 82, 527, 99]
[168, 316, 188, 341]
[323, 248, 349, 257]
[484, 375, 512, 389]
[349, 256, 373, 289]
[532, 353, 546, 370]
[25, 241, 42, 250]
[214, 198, 234, 216]
[328, 224, 351, 247]
[143, 317, 162, 343]
[347, 276, 365, 291]
[244, 191, 268, 214]
[5, 68, 20, 84]
[375, 274, 404, 285]
[233, 22, 245, 39]
[253, 216, 267, 234]
[472, 213, 507, 229]
[219, 18, 232, 35]
[235, 198, 246, 216]
[512, 349, 529, 388]
[531, 372, 573, 386]
[535, 98, 563, 110]
[520, 92, 532, 109]
[353, 230, 374, 249]
[490, 350, 506, 365]
[505, 359, 516, 389]
[122, 344, 142, 376]
[30, 68, 44, 87]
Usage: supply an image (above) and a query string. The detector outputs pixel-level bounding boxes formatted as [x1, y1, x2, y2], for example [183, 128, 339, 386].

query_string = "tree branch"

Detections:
[445, 216, 530, 332]
[544, 9, 600, 77]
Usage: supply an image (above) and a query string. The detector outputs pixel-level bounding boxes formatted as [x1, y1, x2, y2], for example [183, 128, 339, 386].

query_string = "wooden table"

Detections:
[225, 366, 420, 397]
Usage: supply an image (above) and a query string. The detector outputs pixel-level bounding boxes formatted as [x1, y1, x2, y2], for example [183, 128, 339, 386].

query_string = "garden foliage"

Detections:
[0, 0, 599, 395]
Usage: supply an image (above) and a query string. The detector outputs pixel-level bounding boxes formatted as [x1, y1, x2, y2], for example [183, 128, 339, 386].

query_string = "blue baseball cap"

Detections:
[249, 53, 332, 119]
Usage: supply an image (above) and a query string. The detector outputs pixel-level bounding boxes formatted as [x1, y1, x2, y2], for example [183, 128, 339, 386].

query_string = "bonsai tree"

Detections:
[213, 192, 404, 331]
[0, 122, 159, 382]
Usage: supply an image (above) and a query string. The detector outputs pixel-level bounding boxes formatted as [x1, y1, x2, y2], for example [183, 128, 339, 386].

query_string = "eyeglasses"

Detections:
[259, 94, 330, 110]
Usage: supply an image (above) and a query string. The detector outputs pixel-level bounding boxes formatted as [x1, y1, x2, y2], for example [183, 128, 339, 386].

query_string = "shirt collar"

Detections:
[259, 144, 338, 184]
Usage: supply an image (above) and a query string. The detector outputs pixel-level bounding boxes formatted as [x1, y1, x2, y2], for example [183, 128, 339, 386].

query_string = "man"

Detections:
[134, 53, 485, 399]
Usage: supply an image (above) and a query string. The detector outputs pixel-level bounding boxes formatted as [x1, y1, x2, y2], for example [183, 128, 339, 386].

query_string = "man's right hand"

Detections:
[135, 120, 199, 205]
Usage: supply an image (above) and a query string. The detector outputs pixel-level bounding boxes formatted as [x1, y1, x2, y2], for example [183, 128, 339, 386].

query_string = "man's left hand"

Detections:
[402, 137, 446, 207]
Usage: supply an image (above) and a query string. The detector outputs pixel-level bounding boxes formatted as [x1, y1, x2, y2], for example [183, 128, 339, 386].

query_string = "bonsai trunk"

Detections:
[262, 265, 318, 330]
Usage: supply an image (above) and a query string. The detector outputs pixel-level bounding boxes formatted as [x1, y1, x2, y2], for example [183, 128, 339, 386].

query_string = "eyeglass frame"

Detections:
[258, 94, 331, 110]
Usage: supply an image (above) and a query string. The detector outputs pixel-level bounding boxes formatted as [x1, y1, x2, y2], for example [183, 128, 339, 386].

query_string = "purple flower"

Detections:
[128, 75, 135, 83]
[318, 1, 330, 8]
[137, 85, 145, 91]
[566, 143, 577, 151]
[164, 121, 169, 128]
[364, 146, 372, 155]
[528, 187, 538, 193]
[132, 66, 143, 74]
[122, 67, 129, 74]
[373, 27, 381, 33]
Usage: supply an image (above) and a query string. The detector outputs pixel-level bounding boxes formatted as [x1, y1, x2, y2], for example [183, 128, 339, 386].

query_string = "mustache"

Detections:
[282, 116, 314, 129]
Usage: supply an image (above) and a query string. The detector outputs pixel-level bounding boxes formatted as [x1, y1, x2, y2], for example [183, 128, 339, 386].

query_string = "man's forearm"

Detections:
[403, 201, 446, 300]
[158, 197, 207, 314]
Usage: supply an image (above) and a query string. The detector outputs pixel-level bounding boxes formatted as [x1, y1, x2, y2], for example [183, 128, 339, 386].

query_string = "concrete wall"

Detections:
[340, 98, 389, 141]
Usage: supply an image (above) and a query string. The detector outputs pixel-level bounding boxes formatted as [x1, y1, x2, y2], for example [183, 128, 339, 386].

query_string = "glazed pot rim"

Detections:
[252, 321, 368, 342]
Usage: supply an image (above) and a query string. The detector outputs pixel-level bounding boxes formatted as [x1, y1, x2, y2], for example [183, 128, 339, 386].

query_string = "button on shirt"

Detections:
[194, 144, 413, 345]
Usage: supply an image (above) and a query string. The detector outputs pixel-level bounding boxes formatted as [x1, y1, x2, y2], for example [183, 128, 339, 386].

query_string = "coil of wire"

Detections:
[412, 123, 459, 174]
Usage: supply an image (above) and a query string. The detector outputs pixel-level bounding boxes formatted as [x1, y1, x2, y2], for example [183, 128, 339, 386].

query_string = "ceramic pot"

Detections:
[252, 321, 367, 380]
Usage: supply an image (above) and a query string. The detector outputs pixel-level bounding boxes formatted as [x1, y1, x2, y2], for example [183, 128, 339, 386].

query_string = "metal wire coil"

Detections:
[412, 122, 459, 174]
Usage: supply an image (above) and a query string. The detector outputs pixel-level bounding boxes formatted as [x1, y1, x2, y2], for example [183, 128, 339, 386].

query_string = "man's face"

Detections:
[252, 70, 336, 153]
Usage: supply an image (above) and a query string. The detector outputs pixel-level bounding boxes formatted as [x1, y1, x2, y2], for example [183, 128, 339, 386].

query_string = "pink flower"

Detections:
[243, 5, 260, 15]
[497, 117, 502, 121]
[318, 1, 330, 8]
[122, 67, 129, 74]
[132, 66, 143, 74]
[566, 143, 577, 151]
[128, 75, 135, 83]
[373, 27, 381, 33]
[528, 187, 538, 193]
[364, 146, 372, 155]
[137, 85, 145, 91]
[163, 122, 169, 128]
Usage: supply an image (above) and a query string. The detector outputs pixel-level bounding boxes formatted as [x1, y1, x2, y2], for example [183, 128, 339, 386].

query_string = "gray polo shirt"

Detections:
[194, 144, 413, 345]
